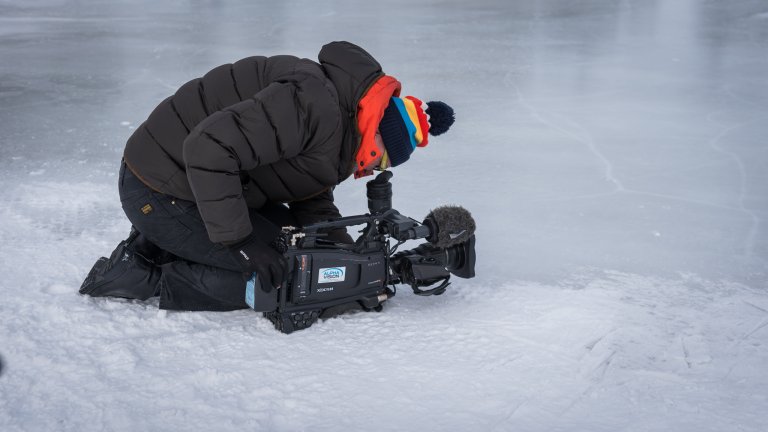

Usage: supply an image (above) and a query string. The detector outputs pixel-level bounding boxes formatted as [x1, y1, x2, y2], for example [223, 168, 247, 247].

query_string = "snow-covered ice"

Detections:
[1, 0, 767, 431]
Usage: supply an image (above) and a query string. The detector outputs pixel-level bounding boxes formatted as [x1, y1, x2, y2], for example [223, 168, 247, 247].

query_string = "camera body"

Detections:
[246, 247, 391, 333]
[246, 171, 476, 333]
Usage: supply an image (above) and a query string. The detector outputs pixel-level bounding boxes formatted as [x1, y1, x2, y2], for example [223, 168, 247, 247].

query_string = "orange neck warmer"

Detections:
[354, 75, 401, 179]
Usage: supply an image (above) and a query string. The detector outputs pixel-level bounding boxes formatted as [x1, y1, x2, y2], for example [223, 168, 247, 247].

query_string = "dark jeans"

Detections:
[118, 162, 295, 311]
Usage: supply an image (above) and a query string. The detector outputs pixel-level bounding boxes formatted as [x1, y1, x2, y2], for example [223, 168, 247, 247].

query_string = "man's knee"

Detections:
[158, 261, 249, 311]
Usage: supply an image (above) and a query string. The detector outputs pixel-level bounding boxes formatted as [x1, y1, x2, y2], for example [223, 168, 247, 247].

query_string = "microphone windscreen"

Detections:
[425, 205, 476, 248]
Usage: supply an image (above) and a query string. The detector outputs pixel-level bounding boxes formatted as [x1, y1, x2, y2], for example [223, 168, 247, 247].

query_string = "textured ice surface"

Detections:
[1, 0, 767, 431]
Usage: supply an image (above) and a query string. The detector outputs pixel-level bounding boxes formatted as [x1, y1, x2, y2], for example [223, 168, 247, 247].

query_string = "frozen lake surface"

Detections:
[1, 0, 767, 431]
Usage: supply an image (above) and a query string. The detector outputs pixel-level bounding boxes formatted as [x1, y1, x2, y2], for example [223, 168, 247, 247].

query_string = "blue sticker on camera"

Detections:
[318, 266, 346, 283]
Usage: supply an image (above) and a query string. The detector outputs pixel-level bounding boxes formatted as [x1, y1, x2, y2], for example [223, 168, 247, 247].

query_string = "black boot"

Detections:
[79, 229, 162, 300]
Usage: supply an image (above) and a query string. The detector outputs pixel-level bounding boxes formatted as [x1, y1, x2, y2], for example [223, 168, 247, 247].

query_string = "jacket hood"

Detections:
[318, 41, 385, 117]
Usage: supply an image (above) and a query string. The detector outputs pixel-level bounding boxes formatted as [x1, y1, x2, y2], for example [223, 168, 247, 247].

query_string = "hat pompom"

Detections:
[425, 101, 455, 136]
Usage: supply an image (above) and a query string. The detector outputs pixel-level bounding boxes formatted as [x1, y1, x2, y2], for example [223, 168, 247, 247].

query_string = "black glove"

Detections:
[228, 236, 287, 291]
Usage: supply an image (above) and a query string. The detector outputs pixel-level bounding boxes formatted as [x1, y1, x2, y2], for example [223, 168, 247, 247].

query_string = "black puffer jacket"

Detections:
[123, 41, 384, 243]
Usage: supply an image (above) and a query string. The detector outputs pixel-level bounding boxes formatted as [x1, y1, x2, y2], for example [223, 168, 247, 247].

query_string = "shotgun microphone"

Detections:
[423, 205, 476, 248]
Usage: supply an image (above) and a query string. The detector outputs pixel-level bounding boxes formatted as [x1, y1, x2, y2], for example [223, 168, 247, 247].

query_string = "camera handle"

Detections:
[411, 277, 450, 296]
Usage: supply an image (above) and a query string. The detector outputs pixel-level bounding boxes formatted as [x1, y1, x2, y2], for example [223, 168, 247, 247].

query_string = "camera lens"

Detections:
[366, 171, 393, 214]
[444, 235, 476, 279]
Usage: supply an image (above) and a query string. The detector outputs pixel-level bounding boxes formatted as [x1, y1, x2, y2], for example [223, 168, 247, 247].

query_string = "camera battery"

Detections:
[245, 272, 279, 312]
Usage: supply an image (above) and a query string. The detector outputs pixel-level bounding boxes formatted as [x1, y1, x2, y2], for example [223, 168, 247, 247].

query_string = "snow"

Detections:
[1, 0, 767, 431]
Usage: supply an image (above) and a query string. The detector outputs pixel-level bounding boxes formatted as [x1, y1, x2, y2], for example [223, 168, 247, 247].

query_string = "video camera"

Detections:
[246, 171, 477, 333]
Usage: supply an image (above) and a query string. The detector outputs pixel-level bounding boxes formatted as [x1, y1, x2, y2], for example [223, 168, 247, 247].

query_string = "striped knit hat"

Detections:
[378, 96, 455, 167]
